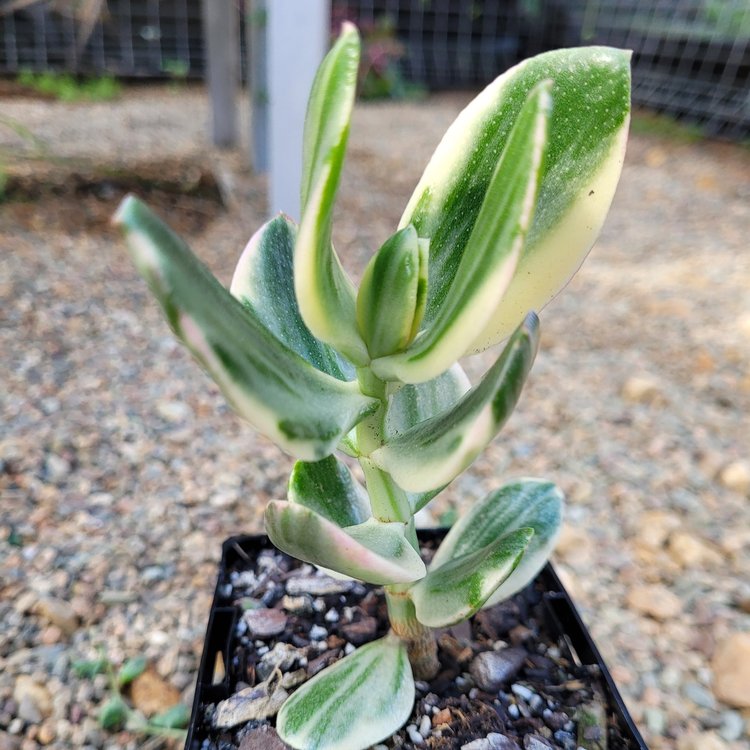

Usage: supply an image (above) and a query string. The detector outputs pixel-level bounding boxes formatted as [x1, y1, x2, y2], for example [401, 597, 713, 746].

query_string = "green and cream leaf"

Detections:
[114, 196, 376, 461]
[372, 81, 550, 384]
[230, 214, 353, 380]
[371, 314, 539, 492]
[430, 478, 564, 606]
[356, 226, 427, 358]
[288, 456, 370, 528]
[277, 634, 414, 750]
[264, 502, 425, 585]
[400, 47, 631, 351]
[409, 527, 533, 628]
[294, 23, 367, 364]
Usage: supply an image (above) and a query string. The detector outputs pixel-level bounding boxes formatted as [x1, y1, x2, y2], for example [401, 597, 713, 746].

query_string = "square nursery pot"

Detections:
[186, 532, 648, 750]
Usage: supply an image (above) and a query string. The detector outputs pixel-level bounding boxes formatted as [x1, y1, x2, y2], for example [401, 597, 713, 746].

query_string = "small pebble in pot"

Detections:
[406, 724, 424, 745]
[419, 714, 432, 737]
[309, 625, 327, 641]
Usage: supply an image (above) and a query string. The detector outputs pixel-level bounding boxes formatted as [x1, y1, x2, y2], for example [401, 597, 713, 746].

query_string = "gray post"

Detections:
[267, 0, 330, 219]
[247, 0, 268, 172]
[202, 0, 239, 148]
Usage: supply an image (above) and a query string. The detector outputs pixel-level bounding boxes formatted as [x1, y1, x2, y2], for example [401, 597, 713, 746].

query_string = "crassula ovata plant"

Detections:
[115, 23, 631, 750]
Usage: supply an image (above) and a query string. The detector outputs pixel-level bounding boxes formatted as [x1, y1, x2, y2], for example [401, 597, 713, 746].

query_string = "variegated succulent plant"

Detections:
[116, 23, 631, 750]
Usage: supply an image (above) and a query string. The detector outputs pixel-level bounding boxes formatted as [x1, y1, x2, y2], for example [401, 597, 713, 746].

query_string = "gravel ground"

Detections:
[1, 85, 749, 750]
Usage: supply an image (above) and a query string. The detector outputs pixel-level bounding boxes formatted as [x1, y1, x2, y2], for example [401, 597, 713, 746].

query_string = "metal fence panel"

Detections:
[1, 0, 748, 139]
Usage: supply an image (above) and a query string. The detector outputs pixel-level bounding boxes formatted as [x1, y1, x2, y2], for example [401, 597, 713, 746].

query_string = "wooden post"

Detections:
[202, 0, 239, 148]
[247, 0, 268, 172]
[267, 0, 330, 219]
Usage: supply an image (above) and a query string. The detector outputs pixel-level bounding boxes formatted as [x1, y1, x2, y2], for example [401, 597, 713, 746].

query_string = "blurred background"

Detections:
[1, 2, 748, 750]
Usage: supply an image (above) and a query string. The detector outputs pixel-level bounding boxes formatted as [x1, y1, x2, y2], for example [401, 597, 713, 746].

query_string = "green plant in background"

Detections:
[117, 23, 630, 750]
[72, 651, 189, 739]
[16, 70, 121, 101]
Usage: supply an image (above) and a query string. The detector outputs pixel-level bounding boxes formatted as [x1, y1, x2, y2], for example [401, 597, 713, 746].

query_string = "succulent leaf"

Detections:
[371, 314, 540, 492]
[399, 47, 631, 353]
[264, 502, 426, 585]
[430, 479, 564, 606]
[230, 214, 354, 381]
[115, 196, 377, 461]
[409, 528, 533, 627]
[295, 23, 367, 364]
[288, 456, 370, 527]
[356, 226, 427, 358]
[372, 81, 551, 384]
[277, 634, 414, 750]
[385, 364, 471, 511]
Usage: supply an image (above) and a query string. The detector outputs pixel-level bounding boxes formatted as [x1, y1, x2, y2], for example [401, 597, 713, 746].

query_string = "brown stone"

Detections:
[712, 632, 750, 708]
[626, 584, 682, 620]
[129, 668, 182, 717]
[239, 725, 290, 750]
[242, 608, 287, 638]
[341, 616, 377, 645]
[432, 708, 452, 726]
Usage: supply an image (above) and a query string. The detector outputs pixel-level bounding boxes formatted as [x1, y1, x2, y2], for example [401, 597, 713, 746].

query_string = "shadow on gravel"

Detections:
[1, 157, 225, 235]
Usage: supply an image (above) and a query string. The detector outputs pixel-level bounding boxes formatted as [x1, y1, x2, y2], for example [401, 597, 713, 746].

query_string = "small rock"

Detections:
[242, 608, 287, 638]
[622, 375, 663, 404]
[341, 617, 377, 646]
[718, 710, 745, 742]
[309, 625, 328, 641]
[712, 632, 750, 708]
[285, 575, 353, 596]
[684, 681, 717, 710]
[433, 708, 452, 726]
[43, 454, 70, 482]
[129, 668, 182, 717]
[668, 532, 723, 568]
[36, 722, 55, 745]
[238, 725, 289, 750]
[626, 584, 682, 619]
[12, 677, 51, 719]
[0, 733, 20, 750]
[33, 598, 78, 636]
[281, 595, 312, 614]
[16, 695, 42, 724]
[511, 683, 534, 702]
[214, 679, 288, 728]
[406, 724, 424, 744]
[677, 731, 730, 750]
[719, 461, 750, 494]
[156, 400, 192, 423]
[523, 736, 554, 750]
[644, 707, 667, 735]
[257, 643, 300, 680]
[470, 649, 527, 692]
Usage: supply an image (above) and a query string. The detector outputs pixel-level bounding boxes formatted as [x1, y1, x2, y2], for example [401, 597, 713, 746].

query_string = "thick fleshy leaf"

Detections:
[385, 364, 471, 511]
[230, 214, 353, 381]
[409, 527, 533, 628]
[277, 634, 414, 750]
[399, 47, 631, 352]
[295, 23, 367, 364]
[264, 502, 425, 585]
[370, 314, 539, 493]
[288, 456, 370, 528]
[356, 226, 427, 358]
[430, 479, 564, 606]
[372, 81, 550, 384]
[115, 196, 377, 461]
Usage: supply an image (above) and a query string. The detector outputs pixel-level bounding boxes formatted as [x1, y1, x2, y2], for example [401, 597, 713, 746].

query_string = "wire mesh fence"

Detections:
[0, 0, 748, 139]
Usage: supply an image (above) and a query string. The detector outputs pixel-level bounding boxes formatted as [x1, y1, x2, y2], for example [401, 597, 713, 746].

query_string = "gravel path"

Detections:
[1, 85, 749, 750]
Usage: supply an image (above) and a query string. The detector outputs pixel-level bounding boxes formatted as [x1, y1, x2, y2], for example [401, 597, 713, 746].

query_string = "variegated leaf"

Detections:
[277, 634, 414, 750]
[399, 47, 631, 352]
[356, 226, 428, 358]
[410, 527, 533, 628]
[288, 456, 370, 528]
[385, 364, 471, 511]
[372, 81, 550, 384]
[430, 478, 564, 606]
[230, 214, 354, 381]
[370, 314, 539, 492]
[264, 502, 425, 585]
[115, 196, 377, 461]
[295, 23, 368, 364]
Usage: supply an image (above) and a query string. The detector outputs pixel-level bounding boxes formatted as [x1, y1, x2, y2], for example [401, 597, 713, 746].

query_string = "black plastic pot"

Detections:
[185, 532, 648, 750]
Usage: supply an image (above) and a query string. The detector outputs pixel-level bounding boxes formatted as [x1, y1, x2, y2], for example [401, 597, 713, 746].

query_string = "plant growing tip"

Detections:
[118, 24, 630, 750]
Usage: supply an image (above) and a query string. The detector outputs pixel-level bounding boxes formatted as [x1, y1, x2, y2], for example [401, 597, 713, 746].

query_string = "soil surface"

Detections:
[1, 85, 749, 750]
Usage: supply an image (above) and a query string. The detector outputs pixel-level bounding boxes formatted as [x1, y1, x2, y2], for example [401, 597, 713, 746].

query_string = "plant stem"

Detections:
[385, 586, 439, 680]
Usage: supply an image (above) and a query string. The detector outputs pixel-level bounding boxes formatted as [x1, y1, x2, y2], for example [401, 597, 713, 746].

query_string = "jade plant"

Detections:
[115, 23, 630, 750]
